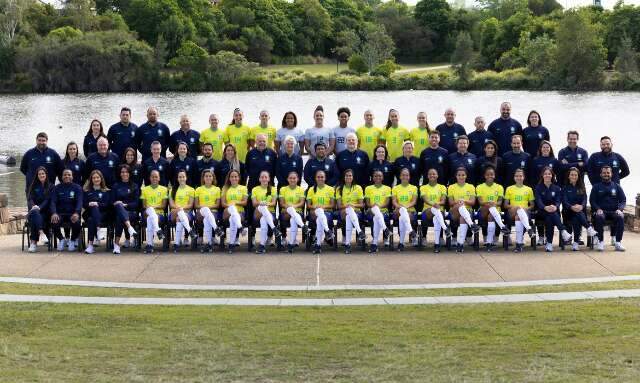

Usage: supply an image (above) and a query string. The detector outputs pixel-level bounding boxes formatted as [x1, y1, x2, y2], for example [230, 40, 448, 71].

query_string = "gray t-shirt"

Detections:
[332, 125, 356, 154]
[305, 126, 335, 158]
[276, 126, 305, 155]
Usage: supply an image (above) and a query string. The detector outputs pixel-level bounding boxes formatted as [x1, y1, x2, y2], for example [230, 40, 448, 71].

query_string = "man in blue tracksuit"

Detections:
[107, 107, 138, 158]
[304, 143, 339, 187]
[196, 143, 218, 186]
[134, 107, 171, 161]
[557, 130, 588, 185]
[419, 130, 449, 185]
[85, 137, 120, 187]
[488, 102, 523, 156]
[245, 133, 278, 191]
[20, 132, 64, 190]
[589, 166, 626, 251]
[587, 136, 630, 185]
[448, 135, 478, 185]
[336, 133, 370, 186]
[435, 108, 466, 154]
[276, 136, 303, 188]
[467, 116, 494, 157]
[169, 115, 200, 160]
[502, 134, 531, 186]
[142, 141, 170, 186]
[50, 169, 83, 251]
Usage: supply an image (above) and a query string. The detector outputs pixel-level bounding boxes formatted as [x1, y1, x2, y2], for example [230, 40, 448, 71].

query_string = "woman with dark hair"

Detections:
[367, 144, 395, 187]
[122, 147, 143, 187]
[82, 169, 111, 254]
[562, 167, 597, 251]
[365, 170, 392, 253]
[447, 167, 478, 253]
[522, 110, 550, 157]
[336, 169, 365, 254]
[169, 169, 197, 252]
[477, 140, 503, 185]
[275, 111, 305, 155]
[530, 140, 559, 186]
[504, 168, 536, 253]
[223, 108, 251, 162]
[26, 167, 54, 252]
[419, 168, 450, 253]
[279, 171, 306, 253]
[304, 106, 335, 158]
[195, 169, 222, 253]
[381, 109, 410, 162]
[221, 169, 248, 253]
[62, 141, 85, 185]
[83, 119, 106, 158]
[251, 170, 281, 254]
[111, 164, 139, 254]
[534, 167, 572, 252]
[307, 169, 335, 254]
[476, 165, 509, 251]
[169, 141, 197, 188]
[141, 170, 169, 254]
[215, 143, 246, 188]
[392, 167, 418, 251]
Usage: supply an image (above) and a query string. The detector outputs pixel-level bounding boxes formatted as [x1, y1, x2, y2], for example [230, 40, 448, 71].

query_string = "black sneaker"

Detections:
[501, 226, 511, 235]
[214, 227, 224, 237]
[227, 244, 235, 254]
[357, 230, 366, 243]
[456, 244, 464, 253]
[312, 245, 321, 254]
[200, 244, 209, 253]
[471, 224, 480, 234]
[444, 226, 452, 238]
[143, 244, 154, 254]
[368, 244, 378, 254]
[272, 227, 282, 239]
[324, 229, 334, 244]
[485, 243, 494, 252]
[514, 244, 524, 253]
[172, 244, 179, 253]
[256, 245, 266, 254]
[156, 229, 164, 240]
[383, 228, 390, 242]
[396, 243, 405, 252]
[434, 244, 441, 253]
[344, 244, 352, 254]
[287, 244, 294, 254]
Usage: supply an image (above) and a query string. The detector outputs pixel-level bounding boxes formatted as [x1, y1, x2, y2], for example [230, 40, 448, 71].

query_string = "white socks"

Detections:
[488, 207, 505, 229]
[487, 222, 496, 244]
[344, 206, 362, 245]
[286, 206, 304, 227]
[228, 205, 242, 245]
[257, 205, 275, 229]
[286, 206, 304, 246]
[175, 222, 185, 245]
[515, 220, 524, 244]
[433, 217, 442, 245]
[516, 208, 531, 230]
[371, 205, 387, 231]
[457, 223, 468, 245]
[145, 207, 159, 246]
[200, 207, 218, 245]
[177, 209, 192, 233]
[398, 207, 413, 245]
[315, 208, 329, 246]
[458, 205, 474, 226]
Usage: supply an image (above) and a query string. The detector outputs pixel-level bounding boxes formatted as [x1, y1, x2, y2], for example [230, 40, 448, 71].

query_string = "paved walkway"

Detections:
[1, 234, 639, 287]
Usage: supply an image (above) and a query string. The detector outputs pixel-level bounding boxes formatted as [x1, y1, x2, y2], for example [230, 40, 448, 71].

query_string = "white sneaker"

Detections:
[561, 230, 572, 243]
[98, 228, 106, 241]
[113, 244, 121, 255]
[611, 237, 616, 246]
[39, 232, 49, 244]
[241, 227, 248, 237]
[68, 240, 77, 252]
[127, 226, 137, 237]
[586, 226, 597, 237]
[615, 242, 626, 252]
[596, 242, 605, 252]
[57, 239, 67, 251]
[123, 239, 131, 248]
[28, 243, 37, 253]
[572, 242, 580, 251]
[537, 236, 546, 246]
[85, 244, 95, 254]
[545, 243, 553, 253]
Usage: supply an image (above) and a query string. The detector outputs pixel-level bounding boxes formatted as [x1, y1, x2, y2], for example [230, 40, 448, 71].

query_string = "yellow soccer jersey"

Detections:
[336, 185, 364, 208]
[410, 127, 431, 156]
[249, 125, 277, 148]
[505, 184, 534, 209]
[306, 185, 335, 209]
[392, 183, 418, 212]
[141, 185, 168, 214]
[381, 126, 410, 162]
[199, 128, 225, 161]
[447, 183, 476, 212]
[251, 185, 277, 212]
[419, 183, 447, 211]
[195, 185, 221, 209]
[356, 125, 382, 158]
[223, 184, 248, 212]
[476, 182, 504, 211]
[172, 185, 195, 209]
[279, 185, 306, 212]
[364, 184, 392, 213]
[223, 124, 251, 161]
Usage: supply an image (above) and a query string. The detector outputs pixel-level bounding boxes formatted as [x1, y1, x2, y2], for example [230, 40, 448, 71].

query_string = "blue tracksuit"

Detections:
[85, 152, 120, 187]
[169, 129, 200, 159]
[195, 157, 219, 186]
[394, 156, 422, 186]
[63, 158, 85, 185]
[304, 157, 339, 187]
[215, 159, 247, 188]
[562, 183, 589, 241]
[419, 146, 449, 185]
[169, 155, 198, 187]
[467, 129, 494, 157]
[337, 149, 370, 186]
[435, 122, 466, 154]
[111, 181, 140, 237]
[589, 181, 626, 242]
[367, 160, 395, 187]
[50, 182, 83, 240]
[477, 156, 504, 185]
[245, 148, 278, 190]
[557, 145, 589, 184]
[83, 134, 105, 158]
[502, 150, 531, 186]
[276, 152, 303, 188]
[27, 182, 54, 241]
[534, 183, 566, 243]
[587, 151, 630, 185]
[448, 151, 478, 185]
[488, 117, 523, 156]
[20, 146, 64, 189]
[107, 121, 138, 158]
[142, 156, 170, 186]
[128, 163, 144, 187]
[529, 156, 560, 186]
[134, 121, 170, 160]
[84, 188, 112, 241]
[522, 126, 550, 157]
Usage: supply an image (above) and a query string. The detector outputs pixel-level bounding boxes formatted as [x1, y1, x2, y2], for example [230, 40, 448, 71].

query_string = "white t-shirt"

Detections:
[276, 126, 305, 155]
[332, 125, 356, 155]
[305, 126, 335, 158]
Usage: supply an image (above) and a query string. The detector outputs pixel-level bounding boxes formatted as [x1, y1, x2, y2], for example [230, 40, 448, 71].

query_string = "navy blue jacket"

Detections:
[394, 155, 422, 186]
[435, 122, 466, 154]
[195, 157, 219, 186]
[142, 156, 170, 186]
[562, 183, 587, 211]
[467, 129, 494, 157]
[51, 182, 83, 216]
[534, 183, 562, 211]
[107, 122, 138, 158]
[28, 182, 54, 212]
[62, 158, 85, 186]
[245, 148, 278, 190]
[477, 156, 504, 185]
[304, 157, 339, 187]
[488, 117, 523, 156]
[419, 146, 449, 185]
[337, 149, 370, 186]
[589, 181, 626, 212]
[85, 152, 120, 187]
[127, 163, 144, 187]
[502, 150, 531, 186]
[169, 155, 197, 187]
[215, 159, 247, 187]
[111, 181, 140, 211]
[522, 126, 550, 157]
[367, 160, 395, 187]
[529, 156, 560, 186]
[557, 146, 589, 184]
[169, 129, 200, 159]
[20, 146, 64, 189]
[276, 152, 303, 188]
[448, 151, 478, 185]
[134, 121, 170, 160]
[83, 133, 105, 159]
[587, 151, 630, 185]
[83, 188, 112, 213]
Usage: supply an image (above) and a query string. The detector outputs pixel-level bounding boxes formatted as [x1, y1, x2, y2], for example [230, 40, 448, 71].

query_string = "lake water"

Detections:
[1, 91, 637, 207]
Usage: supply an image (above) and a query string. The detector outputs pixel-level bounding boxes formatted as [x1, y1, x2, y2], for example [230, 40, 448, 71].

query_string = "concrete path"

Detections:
[2, 234, 639, 287]
[395, 65, 450, 74]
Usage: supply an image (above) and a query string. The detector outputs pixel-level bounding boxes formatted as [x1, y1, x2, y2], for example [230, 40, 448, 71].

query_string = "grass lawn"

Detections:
[262, 62, 449, 74]
[1, 299, 639, 382]
[1, 279, 640, 299]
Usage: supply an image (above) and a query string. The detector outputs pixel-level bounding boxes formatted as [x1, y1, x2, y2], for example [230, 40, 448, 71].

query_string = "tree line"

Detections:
[1, 0, 639, 92]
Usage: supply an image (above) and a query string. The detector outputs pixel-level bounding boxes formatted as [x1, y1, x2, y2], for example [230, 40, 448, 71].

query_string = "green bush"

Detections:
[370, 59, 401, 77]
[348, 54, 369, 74]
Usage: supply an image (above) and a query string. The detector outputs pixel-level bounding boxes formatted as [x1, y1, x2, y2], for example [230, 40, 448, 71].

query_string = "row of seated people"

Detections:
[24, 161, 627, 254]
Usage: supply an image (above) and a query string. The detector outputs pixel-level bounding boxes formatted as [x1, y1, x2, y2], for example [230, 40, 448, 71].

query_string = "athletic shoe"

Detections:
[98, 228, 106, 241]
[113, 244, 121, 255]
[156, 229, 164, 240]
[67, 240, 77, 252]
[85, 244, 95, 254]
[128, 226, 137, 237]
[433, 244, 441, 254]
[28, 243, 37, 253]
[396, 243, 405, 252]
[123, 239, 131, 248]
[444, 226, 452, 238]
[545, 243, 553, 253]
[409, 231, 418, 247]
[144, 245, 154, 254]
[572, 242, 579, 251]
[172, 244, 180, 253]
[586, 226, 597, 237]
[514, 244, 524, 253]
[357, 230, 366, 243]
[312, 245, 321, 255]
[470, 224, 480, 234]
[227, 244, 235, 254]
[485, 243, 494, 252]
[287, 244, 295, 254]
[57, 239, 66, 252]
[611, 237, 616, 246]
[272, 227, 282, 239]
[456, 244, 464, 253]
[200, 244, 212, 254]
[256, 245, 266, 254]
[368, 244, 378, 254]
[501, 226, 511, 235]
[615, 242, 626, 252]
[561, 230, 572, 243]
[344, 244, 352, 254]
[383, 228, 390, 246]
[39, 232, 49, 244]
[596, 241, 604, 251]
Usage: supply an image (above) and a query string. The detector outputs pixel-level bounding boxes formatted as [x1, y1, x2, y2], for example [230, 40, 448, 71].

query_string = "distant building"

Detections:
[593, 0, 602, 6]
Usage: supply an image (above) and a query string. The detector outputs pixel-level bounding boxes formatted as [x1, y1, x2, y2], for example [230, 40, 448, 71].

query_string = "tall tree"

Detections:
[414, 0, 453, 56]
[451, 31, 474, 82]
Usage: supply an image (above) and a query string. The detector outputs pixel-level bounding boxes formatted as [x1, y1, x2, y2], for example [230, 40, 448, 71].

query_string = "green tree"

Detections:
[240, 26, 273, 63]
[374, 1, 435, 60]
[527, 0, 562, 16]
[347, 53, 367, 73]
[479, 17, 501, 68]
[0, 0, 28, 46]
[288, 0, 332, 56]
[479, 0, 528, 20]
[414, 0, 453, 56]
[359, 23, 395, 70]
[604, 3, 640, 64]
[370, 58, 399, 77]
[614, 35, 638, 79]
[520, 33, 557, 83]
[47, 25, 83, 41]
[451, 31, 474, 82]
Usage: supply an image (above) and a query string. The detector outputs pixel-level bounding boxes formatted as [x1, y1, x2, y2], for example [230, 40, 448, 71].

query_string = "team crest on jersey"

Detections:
[75, 165, 79, 171]
[265, 155, 270, 161]
[438, 156, 443, 163]
[577, 154, 582, 160]
[453, 133, 458, 138]
[46, 156, 51, 163]
[538, 133, 543, 139]
[611, 189, 617, 196]
[510, 126, 515, 133]
[411, 163, 415, 169]
[292, 161, 296, 167]
[190, 137, 195, 143]
[131, 131, 135, 138]
[186, 165, 190, 171]
[467, 159, 472, 164]
[324, 164, 329, 170]
[613, 160, 618, 167]
[158, 165, 163, 170]
[549, 163, 553, 168]
[157, 129, 162, 136]
[551, 191, 555, 197]
[98, 192, 103, 198]
[70, 191, 75, 197]
[108, 160, 114, 166]
[356, 157, 361, 164]
[520, 161, 525, 167]
[383, 166, 388, 172]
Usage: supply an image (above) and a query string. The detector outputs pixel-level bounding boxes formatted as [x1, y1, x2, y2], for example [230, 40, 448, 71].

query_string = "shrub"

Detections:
[348, 54, 369, 74]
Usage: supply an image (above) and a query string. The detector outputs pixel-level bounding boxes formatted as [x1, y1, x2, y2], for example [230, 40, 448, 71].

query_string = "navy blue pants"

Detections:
[114, 204, 138, 237]
[84, 206, 107, 242]
[28, 209, 48, 242]
[564, 210, 589, 241]
[53, 214, 81, 241]
[594, 211, 624, 242]
[541, 211, 566, 243]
